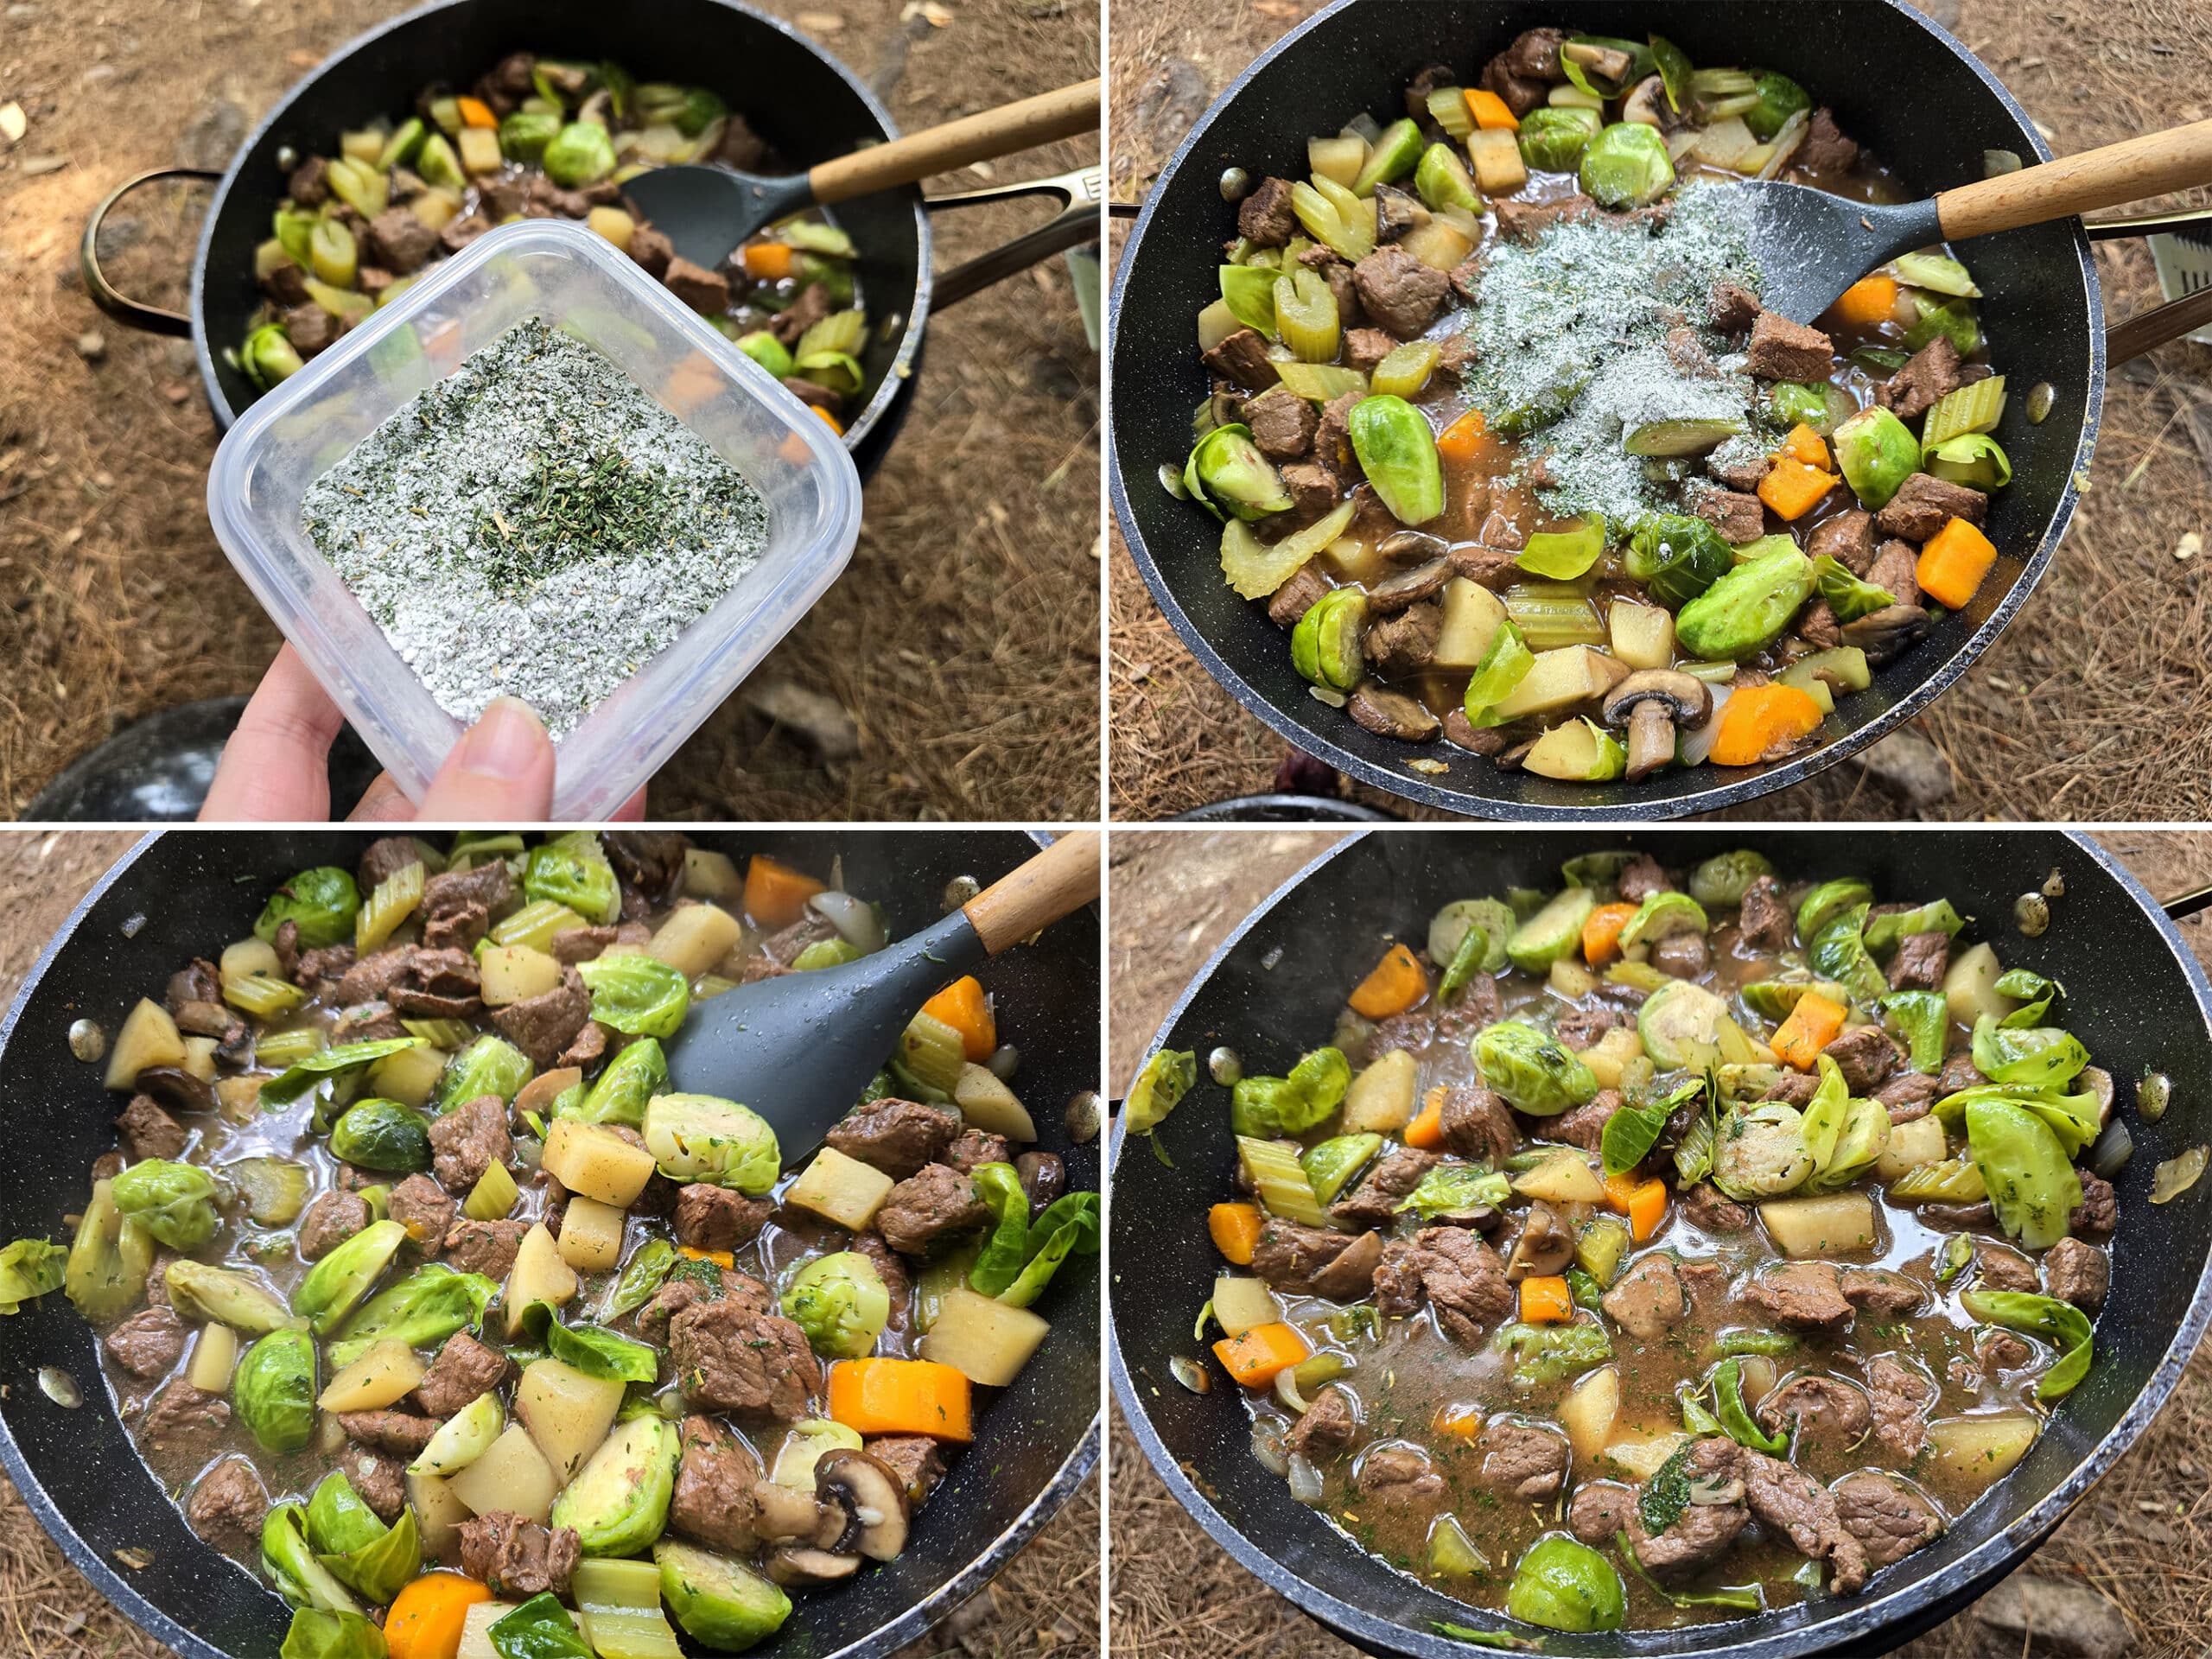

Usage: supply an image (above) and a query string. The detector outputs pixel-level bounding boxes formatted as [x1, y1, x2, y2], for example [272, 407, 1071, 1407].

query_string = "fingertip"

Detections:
[414, 697, 558, 821]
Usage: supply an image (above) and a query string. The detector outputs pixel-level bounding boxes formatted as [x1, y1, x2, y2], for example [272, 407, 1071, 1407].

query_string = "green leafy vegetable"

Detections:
[1124, 1049, 1197, 1135]
[1881, 991, 1948, 1074]
[576, 953, 691, 1039]
[256, 868, 360, 949]
[0, 1238, 66, 1314]
[109, 1160, 220, 1251]
[1230, 1046, 1351, 1135]
[1714, 1357, 1789, 1453]
[1971, 1016, 2089, 1090]
[1960, 1289, 2094, 1400]
[1965, 1097, 2082, 1250]
[1395, 1164, 1512, 1221]
[327, 1264, 499, 1368]
[489, 1592, 596, 1659]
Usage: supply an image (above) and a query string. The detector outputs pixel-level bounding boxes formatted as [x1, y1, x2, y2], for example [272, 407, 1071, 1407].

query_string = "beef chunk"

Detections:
[293, 943, 356, 993]
[1885, 336, 1963, 423]
[1351, 247, 1447, 338]
[1976, 1243, 2039, 1294]
[341, 945, 482, 1017]
[1267, 561, 1329, 628]
[550, 927, 620, 965]
[673, 1184, 772, 1253]
[944, 1128, 1014, 1173]
[1548, 1090, 1618, 1156]
[365, 207, 439, 275]
[1287, 1385, 1359, 1462]
[1887, 931, 1949, 991]
[826, 1097, 961, 1179]
[1601, 1254, 1689, 1339]
[1876, 1071, 1938, 1122]
[105, 1306, 188, 1378]
[1331, 1145, 1437, 1227]
[664, 257, 731, 315]
[1615, 854, 1670, 904]
[415, 1331, 510, 1418]
[1874, 472, 1987, 542]
[1480, 1419, 1571, 1500]
[1977, 1330, 2033, 1375]
[444, 1218, 528, 1281]
[257, 254, 309, 307]
[767, 283, 833, 351]
[1572, 1439, 1749, 1574]
[1236, 176, 1299, 245]
[331, 1001, 406, 1045]
[344, 1449, 407, 1523]
[388, 1173, 455, 1256]
[297, 1190, 370, 1261]
[287, 155, 332, 207]
[1252, 1219, 1382, 1300]
[187, 1458, 270, 1557]
[1343, 327, 1397, 374]
[1797, 598, 1844, 652]
[1356, 1443, 1443, 1501]
[1439, 1084, 1517, 1166]
[140, 1381, 230, 1480]
[1686, 480, 1767, 543]
[429, 1094, 512, 1192]
[1681, 1183, 1751, 1233]
[558, 1021, 612, 1069]
[1745, 311, 1837, 381]
[117, 1096, 188, 1161]
[1739, 1448, 1868, 1592]
[1202, 327, 1280, 391]
[1708, 443, 1771, 493]
[875, 1163, 988, 1256]
[1279, 461, 1341, 519]
[459, 1512, 582, 1599]
[1313, 391, 1361, 484]
[492, 968, 593, 1070]
[1246, 389, 1318, 460]
[1709, 281, 1762, 334]
[439, 211, 492, 253]
[1866, 538, 1922, 607]
[1492, 194, 1597, 245]
[1477, 53, 1546, 119]
[670, 1295, 819, 1419]
[718, 111, 772, 169]
[1762, 1071, 1820, 1107]
[1937, 1051, 1986, 1096]
[851, 1232, 912, 1334]
[1742, 1261, 1853, 1332]
[423, 858, 511, 918]
[1865, 1353, 1935, 1460]
[422, 901, 488, 953]
[2044, 1236, 2108, 1310]
[671, 1415, 769, 1552]
[1834, 1471, 1943, 1571]
[1808, 509, 1878, 576]
[1823, 1026, 1900, 1093]
[627, 222, 674, 279]
[1737, 874, 1793, 951]
[338, 1409, 438, 1457]
[1796, 107, 1861, 175]
[1372, 1227, 1513, 1344]
[866, 1433, 947, 1505]
[1362, 598, 1442, 676]
[1757, 1375, 1872, 1450]
[2071, 1173, 2117, 1239]
[1348, 684, 1442, 743]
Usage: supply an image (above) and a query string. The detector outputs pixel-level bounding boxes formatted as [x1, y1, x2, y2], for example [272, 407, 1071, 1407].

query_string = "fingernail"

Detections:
[456, 697, 546, 782]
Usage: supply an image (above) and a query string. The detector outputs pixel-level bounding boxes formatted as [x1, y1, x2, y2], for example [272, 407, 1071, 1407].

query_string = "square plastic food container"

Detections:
[207, 219, 864, 819]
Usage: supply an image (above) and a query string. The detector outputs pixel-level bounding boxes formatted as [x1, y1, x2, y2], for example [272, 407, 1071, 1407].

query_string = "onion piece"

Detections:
[1756, 109, 1809, 179]
[2151, 1146, 2207, 1205]
[1274, 1367, 1310, 1414]
[1286, 1452, 1325, 1505]
[2088, 1118, 2134, 1180]
[1250, 1420, 1290, 1478]
[807, 890, 886, 953]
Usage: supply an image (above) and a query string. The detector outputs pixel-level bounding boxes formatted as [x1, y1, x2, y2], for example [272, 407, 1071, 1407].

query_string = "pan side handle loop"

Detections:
[2082, 205, 2212, 366]
[924, 166, 1103, 310]
[79, 167, 222, 338]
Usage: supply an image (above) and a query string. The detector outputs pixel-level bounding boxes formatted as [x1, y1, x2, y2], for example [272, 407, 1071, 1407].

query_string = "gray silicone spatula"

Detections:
[624, 79, 1100, 270]
[1738, 118, 2212, 323]
[661, 830, 1100, 1150]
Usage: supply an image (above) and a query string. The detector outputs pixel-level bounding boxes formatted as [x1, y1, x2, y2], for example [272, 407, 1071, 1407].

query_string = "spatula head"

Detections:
[622, 165, 815, 271]
[1729, 180, 1944, 324]
[662, 908, 987, 1154]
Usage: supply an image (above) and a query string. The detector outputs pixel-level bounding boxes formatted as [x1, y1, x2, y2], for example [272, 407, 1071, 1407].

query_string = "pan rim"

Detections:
[0, 829, 1097, 1659]
[1105, 0, 2104, 821]
[1107, 827, 2212, 1657]
[187, 0, 931, 452]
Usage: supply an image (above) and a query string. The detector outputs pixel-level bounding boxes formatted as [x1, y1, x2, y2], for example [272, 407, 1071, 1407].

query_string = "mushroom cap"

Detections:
[816, 1448, 912, 1561]
[1599, 669, 1713, 728]
[766, 1545, 862, 1586]
[134, 1065, 218, 1117]
[752, 1478, 839, 1546]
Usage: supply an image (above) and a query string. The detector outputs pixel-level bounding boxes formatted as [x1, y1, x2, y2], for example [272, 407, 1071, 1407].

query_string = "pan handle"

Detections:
[79, 167, 221, 338]
[2080, 203, 2212, 366]
[2163, 885, 2212, 923]
[923, 165, 1103, 310]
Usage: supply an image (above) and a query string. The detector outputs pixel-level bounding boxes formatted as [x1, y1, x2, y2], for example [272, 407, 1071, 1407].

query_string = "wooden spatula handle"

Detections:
[1937, 119, 2212, 242]
[964, 830, 1101, 956]
[807, 79, 1100, 207]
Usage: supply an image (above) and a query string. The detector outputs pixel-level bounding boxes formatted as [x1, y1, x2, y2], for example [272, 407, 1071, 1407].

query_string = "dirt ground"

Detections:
[1106, 826, 2212, 1657]
[0, 0, 1100, 823]
[0, 831, 1098, 1657]
[1105, 0, 2212, 822]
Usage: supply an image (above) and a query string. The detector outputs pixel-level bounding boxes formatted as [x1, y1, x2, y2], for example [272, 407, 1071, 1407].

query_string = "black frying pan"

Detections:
[1109, 829, 2212, 1656]
[0, 830, 1099, 1659]
[81, 0, 1101, 478]
[1107, 0, 2212, 819]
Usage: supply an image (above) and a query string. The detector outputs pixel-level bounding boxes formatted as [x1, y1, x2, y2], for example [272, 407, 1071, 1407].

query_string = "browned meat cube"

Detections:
[1796, 108, 1861, 175]
[444, 1217, 528, 1281]
[459, 1512, 582, 1599]
[1245, 389, 1317, 459]
[187, 1458, 269, 1557]
[428, 1095, 511, 1192]
[669, 1295, 819, 1419]
[491, 968, 592, 1071]
[1741, 1261, 1853, 1332]
[1745, 310, 1835, 381]
[1277, 461, 1341, 520]
[1351, 246, 1447, 338]
[1737, 874, 1793, 950]
[672, 1184, 772, 1253]
[825, 1096, 960, 1179]
[1866, 539, 1923, 606]
[1874, 472, 1988, 542]
[1266, 561, 1330, 628]
[1343, 327, 1396, 373]
[386, 1174, 454, 1256]
[1686, 481, 1767, 544]
[365, 207, 440, 275]
[2044, 1236, 2108, 1310]
[1362, 598, 1442, 677]
[1492, 194, 1598, 245]
[1201, 326, 1280, 391]
[664, 257, 732, 316]
[283, 304, 341, 357]
[1888, 931, 1949, 989]
[874, 1163, 988, 1256]
[1808, 508, 1877, 575]
[116, 1096, 187, 1161]
[298, 1190, 369, 1261]
[628, 223, 674, 279]
[1236, 176, 1299, 246]
[105, 1306, 188, 1378]
[288, 156, 330, 206]
[1885, 336, 1963, 422]
[1709, 281, 1762, 334]
[414, 1331, 511, 1418]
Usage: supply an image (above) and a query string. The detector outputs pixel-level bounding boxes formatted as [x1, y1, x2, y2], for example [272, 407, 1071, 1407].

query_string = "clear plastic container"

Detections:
[207, 219, 863, 820]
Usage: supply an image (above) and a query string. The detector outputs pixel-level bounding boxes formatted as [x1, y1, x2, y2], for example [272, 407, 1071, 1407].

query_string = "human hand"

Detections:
[200, 645, 645, 822]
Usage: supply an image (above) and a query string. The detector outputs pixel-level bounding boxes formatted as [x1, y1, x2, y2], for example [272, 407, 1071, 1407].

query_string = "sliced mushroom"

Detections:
[1841, 604, 1929, 666]
[1309, 1228, 1385, 1300]
[1562, 40, 1636, 86]
[815, 1449, 912, 1562]
[134, 1065, 218, 1116]
[1503, 1201, 1575, 1281]
[1378, 529, 1449, 566]
[1367, 557, 1452, 613]
[576, 88, 613, 128]
[752, 1478, 838, 1545]
[1347, 684, 1442, 744]
[1208, 386, 1246, 433]
[1599, 670, 1713, 783]
[1622, 73, 1669, 129]
[766, 1545, 861, 1586]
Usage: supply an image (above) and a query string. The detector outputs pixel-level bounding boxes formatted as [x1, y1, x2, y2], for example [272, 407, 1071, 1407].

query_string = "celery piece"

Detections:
[1222, 498, 1355, 601]
[1516, 517, 1605, 581]
[355, 861, 424, 953]
[1503, 583, 1604, 652]
[1925, 434, 2011, 491]
[1218, 264, 1278, 338]
[1893, 251, 1980, 298]
[1274, 363, 1368, 404]
[1370, 340, 1440, 401]
[1426, 87, 1473, 141]
[1236, 1135, 1332, 1227]
[1272, 268, 1339, 364]
[1920, 374, 2008, 448]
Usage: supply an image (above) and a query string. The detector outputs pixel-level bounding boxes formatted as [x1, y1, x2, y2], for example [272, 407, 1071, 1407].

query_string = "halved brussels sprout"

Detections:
[1518, 106, 1602, 172]
[1507, 1533, 1627, 1633]
[255, 868, 361, 949]
[1688, 850, 1776, 909]
[236, 1327, 318, 1453]
[641, 1094, 780, 1192]
[110, 1160, 220, 1252]
[1579, 122, 1673, 208]
[1476, 1021, 1598, 1116]
[293, 1219, 406, 1334]
[1674, 543, 1815, 661]
[1832, 407, 1921, 511]
[655, 1539, 793, 1649]
[166, 1259, 294, 1334]
[543, 121, 618, 187]
[551, 1414, 681, 1557]
[780, 1251, 891, 1359]
[328, 1099, 433, 1174]
[1624, 514, 1730, 609]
